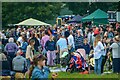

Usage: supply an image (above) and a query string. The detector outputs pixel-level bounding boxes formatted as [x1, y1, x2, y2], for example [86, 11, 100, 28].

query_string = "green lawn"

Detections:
[49, 72, 119, 79]
[25, 69, 119, 79]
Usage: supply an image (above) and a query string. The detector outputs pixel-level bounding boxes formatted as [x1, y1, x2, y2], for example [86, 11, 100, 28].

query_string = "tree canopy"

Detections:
[2, 2, 120, 27]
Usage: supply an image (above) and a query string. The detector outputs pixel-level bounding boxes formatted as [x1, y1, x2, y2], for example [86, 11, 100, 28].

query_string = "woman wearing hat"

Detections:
[108, 36, 120, 74]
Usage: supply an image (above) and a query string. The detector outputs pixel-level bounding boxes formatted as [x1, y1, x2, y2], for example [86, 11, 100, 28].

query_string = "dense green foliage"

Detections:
[2, 2, 120, 27]
[2, 2, 63, 26]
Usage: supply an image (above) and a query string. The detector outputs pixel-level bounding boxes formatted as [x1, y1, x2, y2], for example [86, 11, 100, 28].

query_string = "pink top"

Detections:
[41, 35, 49, 48]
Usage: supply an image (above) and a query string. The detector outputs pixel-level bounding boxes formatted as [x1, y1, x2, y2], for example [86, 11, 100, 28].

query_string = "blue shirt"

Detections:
[52, 30, 57, 36]
[21, 42, 28, 53]
[83, 43, 90, 55]
[32, 66, 50, 80]
[57, 38, 68, 50]
[45, 40, 56, 51]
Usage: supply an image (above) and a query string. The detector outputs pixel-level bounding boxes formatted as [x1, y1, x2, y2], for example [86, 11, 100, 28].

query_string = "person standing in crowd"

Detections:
[12, 50, 27, 73]
[17, 32, 25, 46]
[13, 28, 18, 41]
[109, 36, 120, 74]
[47, 27, 52, 36]
[41, 30, 49, 56]
[92, 26, 97, 43]
[52, 25, 58, 43]
[20, 37, 28, 57]
[0, 53, 11, 76]
[0, 40, 4, 52]
[67, 30, 75, 53]
[67, 24, 71, 31]
[26, 40, 35, 69]
[29, 33, 40, 52]
[83, 38, 90, 60]
[29, 54, 50, 80]
[107, 26, 114, 39]
[26, 29, 30, 39]
[52, 25, 57, 36]
[99, 26, 104, 38]
[84, 27, 89, 37]
[16, 26, 21, 37]
[101, 36, 108, 73]
[16, 41, 21, 49]
[35, 33, 41, 46]
[87, 28, 94, 48]
[64, 27, 70, 39]
[56, 34, 68, 63]
[5, 29, 10, 38]
[93, 35, 106, 75]
[104, 26, 109, 37]
[4, 37, 18, 70]
[74, 30, 84, 50]
[45, 35, 56, 66]
[1, 30, 8, 46]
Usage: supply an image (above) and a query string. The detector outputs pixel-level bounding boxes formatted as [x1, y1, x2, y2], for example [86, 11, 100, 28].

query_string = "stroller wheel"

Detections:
[66, 68, 71, 72]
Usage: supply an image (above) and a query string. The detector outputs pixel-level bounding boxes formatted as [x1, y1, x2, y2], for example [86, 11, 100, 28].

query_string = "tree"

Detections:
[2, 2, 119, 28]
[65, 2, 119, 16]
[2, 2, 63, 27]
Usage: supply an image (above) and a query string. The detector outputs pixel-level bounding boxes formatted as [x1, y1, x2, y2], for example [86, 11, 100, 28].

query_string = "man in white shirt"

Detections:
[67, 31, 75, 53]
[57, 34, 68, 59]
[26, 30, 30, 39]
[109, 36, 120, 73]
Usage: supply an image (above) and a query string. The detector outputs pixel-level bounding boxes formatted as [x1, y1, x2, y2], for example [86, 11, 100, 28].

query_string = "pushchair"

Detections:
[66, 49, 88, 73]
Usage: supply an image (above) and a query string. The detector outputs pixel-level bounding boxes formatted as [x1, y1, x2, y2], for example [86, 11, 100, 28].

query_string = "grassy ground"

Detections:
[24, 65, 119, 79]
[49, 72, 119, 79]
[48, 65, 119, 79]
[22, 71, 120, 80]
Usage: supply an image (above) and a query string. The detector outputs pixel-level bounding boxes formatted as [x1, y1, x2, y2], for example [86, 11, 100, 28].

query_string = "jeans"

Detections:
[26, 59, 31, 69]
[94, 56, 102, 75]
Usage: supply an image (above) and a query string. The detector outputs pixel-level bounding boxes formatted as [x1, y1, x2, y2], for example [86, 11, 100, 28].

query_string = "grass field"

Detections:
[49, 72, 119, 79]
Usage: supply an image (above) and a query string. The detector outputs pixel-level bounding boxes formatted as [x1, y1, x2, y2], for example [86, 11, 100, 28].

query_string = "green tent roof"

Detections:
[82, 9, 108, 24]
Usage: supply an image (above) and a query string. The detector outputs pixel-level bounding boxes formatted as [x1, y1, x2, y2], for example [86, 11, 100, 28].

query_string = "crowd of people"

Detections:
[0, 23, 120, 79]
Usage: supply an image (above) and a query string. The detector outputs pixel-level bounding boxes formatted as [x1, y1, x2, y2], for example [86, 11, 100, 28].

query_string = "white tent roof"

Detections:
[15, 18, 50, 26]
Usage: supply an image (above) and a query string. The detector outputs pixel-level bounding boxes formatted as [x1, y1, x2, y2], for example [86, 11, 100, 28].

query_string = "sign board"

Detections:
[116, 12, 120, 22]
[107, 11, 116, 23]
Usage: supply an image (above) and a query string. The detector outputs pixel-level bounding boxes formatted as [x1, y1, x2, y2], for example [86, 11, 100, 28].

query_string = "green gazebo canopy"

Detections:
[82, 9, 108, 25]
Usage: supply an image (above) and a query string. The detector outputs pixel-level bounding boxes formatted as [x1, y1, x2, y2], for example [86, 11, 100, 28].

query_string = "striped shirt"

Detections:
[74, 35, 84, 47]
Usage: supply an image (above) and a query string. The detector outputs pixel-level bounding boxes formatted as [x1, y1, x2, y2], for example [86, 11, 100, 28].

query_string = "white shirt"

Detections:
[27, 31, 30, 39]
[67, 34, 75, 48]
[94, 41, 104, 59]
[17, 37, 23, 46]
[110, 42, 120, 58]
[102, 43, 107, 56]
[87, 32, 92, 44]
[92, 32, 95, 44]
